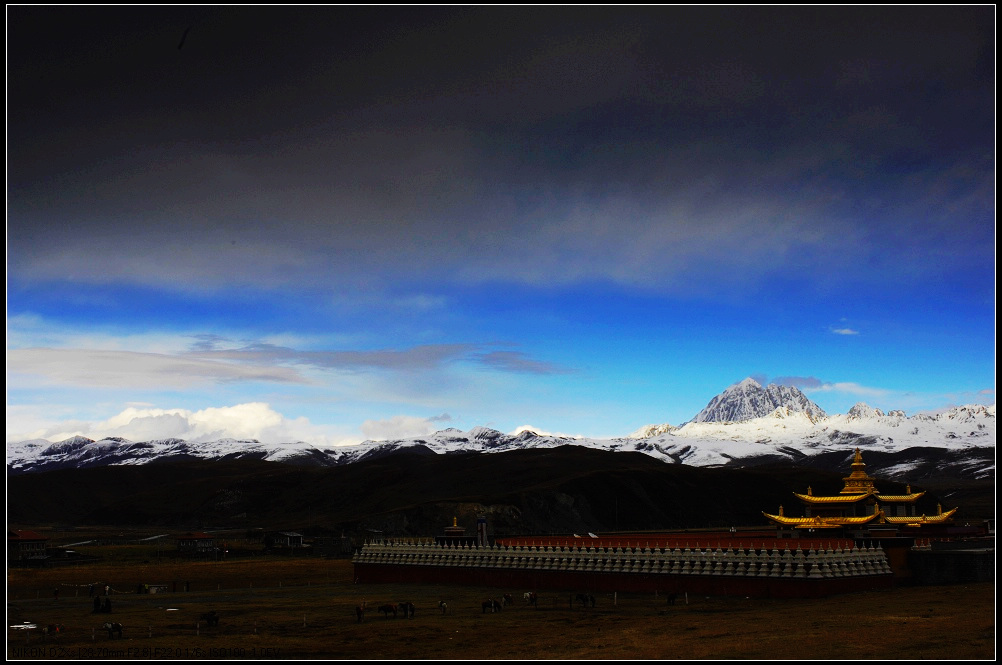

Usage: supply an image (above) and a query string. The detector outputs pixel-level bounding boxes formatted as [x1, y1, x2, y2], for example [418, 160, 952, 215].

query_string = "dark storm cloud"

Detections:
[188, 341, 476, 373]
[474, 351, 575, 375]
[185, 339, 569, 376]
[8, 6, 993, 297]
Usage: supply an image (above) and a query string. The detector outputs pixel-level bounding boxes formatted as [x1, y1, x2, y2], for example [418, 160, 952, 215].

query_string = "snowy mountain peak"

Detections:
[848, 402, 884, 419]
[690, 378, 827, 424]
[628, 422, 677, 439]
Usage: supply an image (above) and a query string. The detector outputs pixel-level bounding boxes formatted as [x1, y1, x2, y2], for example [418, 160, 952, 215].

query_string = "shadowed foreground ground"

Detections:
[7, 557, 995, 660]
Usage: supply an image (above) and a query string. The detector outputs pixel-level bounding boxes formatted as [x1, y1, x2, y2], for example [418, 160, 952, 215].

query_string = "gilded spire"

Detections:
[840, 448, 878, 495]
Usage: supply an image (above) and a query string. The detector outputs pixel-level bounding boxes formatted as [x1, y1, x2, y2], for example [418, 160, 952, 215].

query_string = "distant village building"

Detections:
[8, 529, 49, 561]
[312, 531, 356, 557]
[265, 531, 304, 549]
[175, 532, 215, 555]
[762, 448, 958, 533]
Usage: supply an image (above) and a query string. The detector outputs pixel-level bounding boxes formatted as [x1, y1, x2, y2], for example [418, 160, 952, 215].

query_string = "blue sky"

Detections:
[7, 6, 995, 446]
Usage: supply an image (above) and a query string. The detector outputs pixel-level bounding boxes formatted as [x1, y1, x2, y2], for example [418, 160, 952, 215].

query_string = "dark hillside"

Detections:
[6, 445, 967, 536]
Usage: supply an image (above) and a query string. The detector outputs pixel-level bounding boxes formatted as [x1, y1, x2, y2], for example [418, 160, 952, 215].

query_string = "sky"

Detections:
[6, 6, 996, 447]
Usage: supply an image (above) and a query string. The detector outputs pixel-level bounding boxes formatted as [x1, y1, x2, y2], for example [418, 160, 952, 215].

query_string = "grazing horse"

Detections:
[355, 601, 366, 623]
[397, 602, 415, 618]
[439, 601, 448, 615]
[102, 622, 123, 638]
[482, 599, 498, 613]
[576, 593, 596, 608]
[378, 604, 398, 619]
[200, 611, 220, 627]
[502, 593, 514, 607]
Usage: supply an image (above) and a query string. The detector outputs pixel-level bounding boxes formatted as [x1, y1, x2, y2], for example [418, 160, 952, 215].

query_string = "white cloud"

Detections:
[359, 414, 450, 441]
[805, 381, 890, 399]
[5, 402, 364, 447]
[831, 327, 859, 335]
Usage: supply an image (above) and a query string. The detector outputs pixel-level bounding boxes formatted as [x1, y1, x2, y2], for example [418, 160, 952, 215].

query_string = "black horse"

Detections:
[482, 599, 502, 613]
[397, 602, 415, 618]
[576, 593, 596, 608]
[102, 622, 123, 638]
[377, 604, 397, 618]
[355, 601, 366, 623]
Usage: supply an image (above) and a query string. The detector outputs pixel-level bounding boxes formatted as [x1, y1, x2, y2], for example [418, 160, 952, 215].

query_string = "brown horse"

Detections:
[397, 602, 415, 618]
[378, 604, 398, 618]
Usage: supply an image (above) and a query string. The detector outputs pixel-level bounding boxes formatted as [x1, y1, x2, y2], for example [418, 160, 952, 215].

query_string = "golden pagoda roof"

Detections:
[762, 511, 883, 528]
[794, 492, 873, 504]
[793, 490, 924, 504]
[875, 491, 925, 502]
[883, 507, 958, 525]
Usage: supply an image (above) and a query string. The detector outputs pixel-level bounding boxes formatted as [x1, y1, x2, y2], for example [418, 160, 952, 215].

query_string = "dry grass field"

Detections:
[6, 551, 995, 660]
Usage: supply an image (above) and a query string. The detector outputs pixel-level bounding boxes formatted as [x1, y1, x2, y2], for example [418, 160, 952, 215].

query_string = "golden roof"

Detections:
[883, 506, 958, 525]
[794, 492, 873, 504]
[875, 491, 925, 502]
[762, 511, 883, 528]
[766, 450, 958, 528]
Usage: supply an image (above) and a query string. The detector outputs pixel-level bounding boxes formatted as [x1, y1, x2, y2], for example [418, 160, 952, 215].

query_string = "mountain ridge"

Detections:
[8, 403, 994, 481]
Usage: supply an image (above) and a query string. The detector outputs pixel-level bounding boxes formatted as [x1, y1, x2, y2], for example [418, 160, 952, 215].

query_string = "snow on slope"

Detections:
[690, 377, 827, 423]
[7, 404, 994, 477]
[635, 403, 994, 462]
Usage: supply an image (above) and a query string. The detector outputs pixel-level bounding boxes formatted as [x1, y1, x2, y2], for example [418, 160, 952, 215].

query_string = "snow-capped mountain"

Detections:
[7, 384, 994, 482]
[690, 377, 827, 423]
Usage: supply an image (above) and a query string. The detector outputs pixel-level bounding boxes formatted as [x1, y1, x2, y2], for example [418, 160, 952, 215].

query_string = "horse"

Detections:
[397, 602, 415, 618]
[666, 593, 678, 606]
[199, 611, 220, 627]
[482, 599, 500, 613]
[502, 593, 514, 607]
[524, 592, 538, 607]
[355, 601, 366, 623]
[439, 601, 448, 615]
[102, 622, 123, 638]
[377, 604, 398, 619]
[576, 593, 596, 608]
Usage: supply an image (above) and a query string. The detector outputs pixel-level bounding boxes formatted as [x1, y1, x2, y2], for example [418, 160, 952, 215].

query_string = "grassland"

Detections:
[6, 546, 995, 660]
